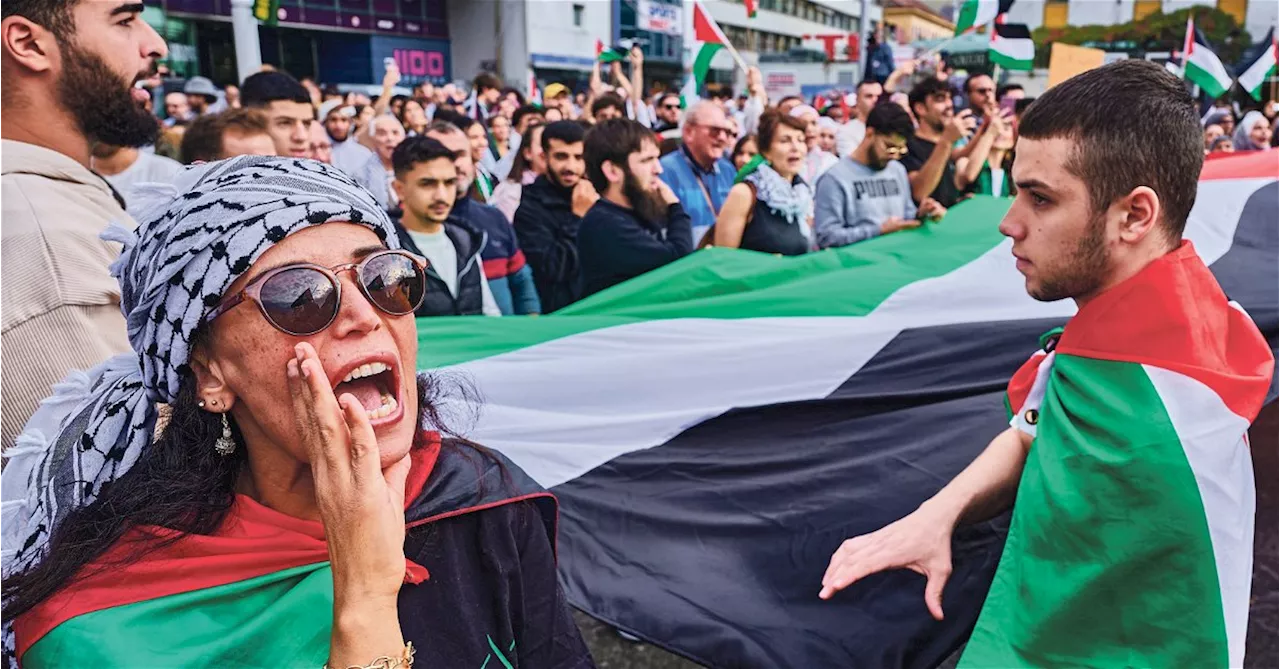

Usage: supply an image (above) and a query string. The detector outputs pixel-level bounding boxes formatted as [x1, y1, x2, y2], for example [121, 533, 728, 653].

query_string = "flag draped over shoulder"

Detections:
[961, 239, 1273, 668]
[412, 151, 1278, 668]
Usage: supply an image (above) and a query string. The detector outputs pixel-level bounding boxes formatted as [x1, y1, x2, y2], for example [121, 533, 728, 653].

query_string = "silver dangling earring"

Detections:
[214, 413, 236, 456]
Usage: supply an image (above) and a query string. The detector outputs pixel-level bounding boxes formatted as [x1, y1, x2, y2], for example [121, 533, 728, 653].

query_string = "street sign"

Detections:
[636, 0, 683, 36]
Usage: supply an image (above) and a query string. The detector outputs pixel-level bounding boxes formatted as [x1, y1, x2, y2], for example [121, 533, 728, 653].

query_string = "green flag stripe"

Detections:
[25, 563, 333, 666]
[415, 197, 1012, 369]
[693, 42, 724, 88]
[960, 355, 1228, 667]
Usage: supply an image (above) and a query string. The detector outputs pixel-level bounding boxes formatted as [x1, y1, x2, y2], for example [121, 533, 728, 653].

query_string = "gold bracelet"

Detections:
[323, 641, 415, 669]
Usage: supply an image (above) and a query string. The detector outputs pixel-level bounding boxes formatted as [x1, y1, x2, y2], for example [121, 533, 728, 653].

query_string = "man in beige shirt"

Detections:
[2, 1, 168, 450]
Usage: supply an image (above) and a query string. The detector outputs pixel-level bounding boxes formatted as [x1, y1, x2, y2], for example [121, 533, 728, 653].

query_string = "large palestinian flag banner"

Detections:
[415, 150, 1277, 667]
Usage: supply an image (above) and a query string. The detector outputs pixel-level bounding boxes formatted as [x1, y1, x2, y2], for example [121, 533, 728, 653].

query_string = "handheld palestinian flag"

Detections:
[989, 21, 1034, 71]
[596, 40, 627, 64]
[745, 0, 758, 18]
[1238, 27, 1278, 102]
[527, 69, 542, 106]
[411, 151, 1278, 667]
[955, 0, 1015, 35]
[1183, 17, 1234, 98]
[962, 237, 1273, 668]
[684, 1, 730, 102]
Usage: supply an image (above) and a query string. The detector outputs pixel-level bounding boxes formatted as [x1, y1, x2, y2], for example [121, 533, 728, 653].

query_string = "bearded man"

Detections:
[2, 0, 168, 451]
[577, 118, 690, 298]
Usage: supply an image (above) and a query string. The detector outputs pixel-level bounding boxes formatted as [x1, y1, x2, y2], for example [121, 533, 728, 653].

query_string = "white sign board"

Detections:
[636, 0, 682, 36]
[763, 70, 801, 98]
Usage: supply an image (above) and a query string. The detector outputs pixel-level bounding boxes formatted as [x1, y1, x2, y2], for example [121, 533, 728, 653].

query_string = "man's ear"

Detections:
[1114, 185, 1162, 247]
[2, 16, 59, 77]
[601, 159, 625, 186]
[391, 178, 405, 203]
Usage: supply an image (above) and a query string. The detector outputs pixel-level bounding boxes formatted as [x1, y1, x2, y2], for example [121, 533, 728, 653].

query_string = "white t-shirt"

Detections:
[103, 152, 183, 197]
[405, 228, 501, 316]
[990, 167, 1006, 197]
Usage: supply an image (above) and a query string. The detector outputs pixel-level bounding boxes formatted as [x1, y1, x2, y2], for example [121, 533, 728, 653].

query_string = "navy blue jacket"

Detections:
[400, 441, 594, 669]
[513, 176, 584, 313]
[577, 198, 693, 298]
[451, 197, 542, 315]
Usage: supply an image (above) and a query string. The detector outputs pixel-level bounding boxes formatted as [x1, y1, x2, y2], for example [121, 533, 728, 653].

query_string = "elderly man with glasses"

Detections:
[814, 103, 946, 249]
[658, 100, 737, 245]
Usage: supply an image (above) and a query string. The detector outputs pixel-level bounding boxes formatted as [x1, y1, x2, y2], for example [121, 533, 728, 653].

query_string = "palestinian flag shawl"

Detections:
[960, 240, 1274, 667]
[12, 433, 556, 667]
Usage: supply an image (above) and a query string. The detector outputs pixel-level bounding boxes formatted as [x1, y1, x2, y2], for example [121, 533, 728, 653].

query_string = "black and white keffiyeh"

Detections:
[0, 156, 398, 584]
[743, 161, 813, 226]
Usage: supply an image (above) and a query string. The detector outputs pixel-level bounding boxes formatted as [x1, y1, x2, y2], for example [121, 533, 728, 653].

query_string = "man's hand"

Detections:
[657, 181, 679, 206]
[919, 198, 946, 221]
[819, 505, 956, 620]
[943, 109, 975, 144]
[382, 62, 401, 89]
[630, 46, 644, 66]
[880, 217, 923, 234]
[747, 66, 764, 98]
[572, 180, 600, 218]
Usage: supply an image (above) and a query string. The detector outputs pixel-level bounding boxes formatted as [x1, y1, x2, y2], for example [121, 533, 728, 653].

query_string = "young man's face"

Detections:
[656, 96, 681, 124]
[967, 75, 995, 112]
[623, 139, 663, 193]
[395, 157, 458, 225]
[915, 92, 954, 132]
[425, 128, 476, 196]
[866, 131, 907, 169]
[595, 105, 624, 122]
[856, 82, 883, 118]
[1000, 137, 1115, 303]
[545, 137, 584, 188]
[324, 111, 352, 142]
[50, 1, 168, 147]
[262, 100, 314, 158]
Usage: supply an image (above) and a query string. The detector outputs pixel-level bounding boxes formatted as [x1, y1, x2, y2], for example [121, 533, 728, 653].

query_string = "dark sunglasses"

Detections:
[206, 249, 428, 336]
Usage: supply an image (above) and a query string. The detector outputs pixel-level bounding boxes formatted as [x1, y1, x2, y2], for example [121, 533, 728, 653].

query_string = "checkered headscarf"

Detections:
[1, 156, 399, 581]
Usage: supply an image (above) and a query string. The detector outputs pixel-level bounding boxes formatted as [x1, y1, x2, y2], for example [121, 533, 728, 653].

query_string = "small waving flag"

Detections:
[989, 21, 1034, 71]
[745, 0, 758, 18]
[597, 40, 627, 64]
[527, 69, 542, 107]
[1182, 17, 1234, 98]
[1238, 27, 1277, 102]
[955, 0, 1015, 35]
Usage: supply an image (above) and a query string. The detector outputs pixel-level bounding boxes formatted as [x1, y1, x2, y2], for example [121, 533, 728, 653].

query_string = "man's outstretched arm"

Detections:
[818, 426, 1032, 619]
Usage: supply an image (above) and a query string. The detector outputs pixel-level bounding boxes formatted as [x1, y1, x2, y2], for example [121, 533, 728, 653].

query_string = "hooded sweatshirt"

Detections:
[1, 140, 133, 452]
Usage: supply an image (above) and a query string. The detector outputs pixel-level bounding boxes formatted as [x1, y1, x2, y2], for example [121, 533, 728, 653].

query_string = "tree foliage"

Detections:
[1030, 7, 1253, 68]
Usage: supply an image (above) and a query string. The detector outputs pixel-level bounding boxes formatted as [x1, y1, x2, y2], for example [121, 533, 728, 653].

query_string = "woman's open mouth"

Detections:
[332, 360, 403, 424]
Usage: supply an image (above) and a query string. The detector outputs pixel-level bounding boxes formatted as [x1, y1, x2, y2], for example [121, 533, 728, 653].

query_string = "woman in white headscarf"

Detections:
[1232, 110, 1272, 151]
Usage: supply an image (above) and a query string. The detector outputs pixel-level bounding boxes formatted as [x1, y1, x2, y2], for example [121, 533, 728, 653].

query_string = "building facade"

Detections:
[883, 0, 954, 43]
[1001, 0, 1276, 41]
[142, 0, 453, 87]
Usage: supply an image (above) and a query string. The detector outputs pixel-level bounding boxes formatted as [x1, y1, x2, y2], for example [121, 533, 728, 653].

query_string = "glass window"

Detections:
[573, 3, 583, 27]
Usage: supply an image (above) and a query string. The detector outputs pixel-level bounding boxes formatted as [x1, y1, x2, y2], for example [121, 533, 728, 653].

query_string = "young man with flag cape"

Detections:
[819, 59, 1273, 668]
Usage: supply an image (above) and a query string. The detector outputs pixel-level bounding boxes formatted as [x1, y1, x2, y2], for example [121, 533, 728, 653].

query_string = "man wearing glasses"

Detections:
[658, 100, 736, 245]
[652, 92, 682, 133]
[813, 103, 946, 249]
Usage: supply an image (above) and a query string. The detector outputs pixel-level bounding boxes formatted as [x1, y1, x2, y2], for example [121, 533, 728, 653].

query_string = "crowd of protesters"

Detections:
[5, 0, 1278, 456]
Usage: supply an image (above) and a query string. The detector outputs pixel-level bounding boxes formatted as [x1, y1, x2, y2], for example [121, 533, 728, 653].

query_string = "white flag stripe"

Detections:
[1143, 365, 1254, 669]
[435, 179, 1257, 488]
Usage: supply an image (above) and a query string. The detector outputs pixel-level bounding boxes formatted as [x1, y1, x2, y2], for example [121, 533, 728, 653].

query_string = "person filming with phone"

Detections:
[901, 78, 1006, 208]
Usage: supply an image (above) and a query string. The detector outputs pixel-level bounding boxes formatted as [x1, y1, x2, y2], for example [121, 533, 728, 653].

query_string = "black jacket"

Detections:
[399, 444, 595, 669]
[576, 198, 693, 298]
[393, 219, 488, 317]
[513, 176, 583, 313]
